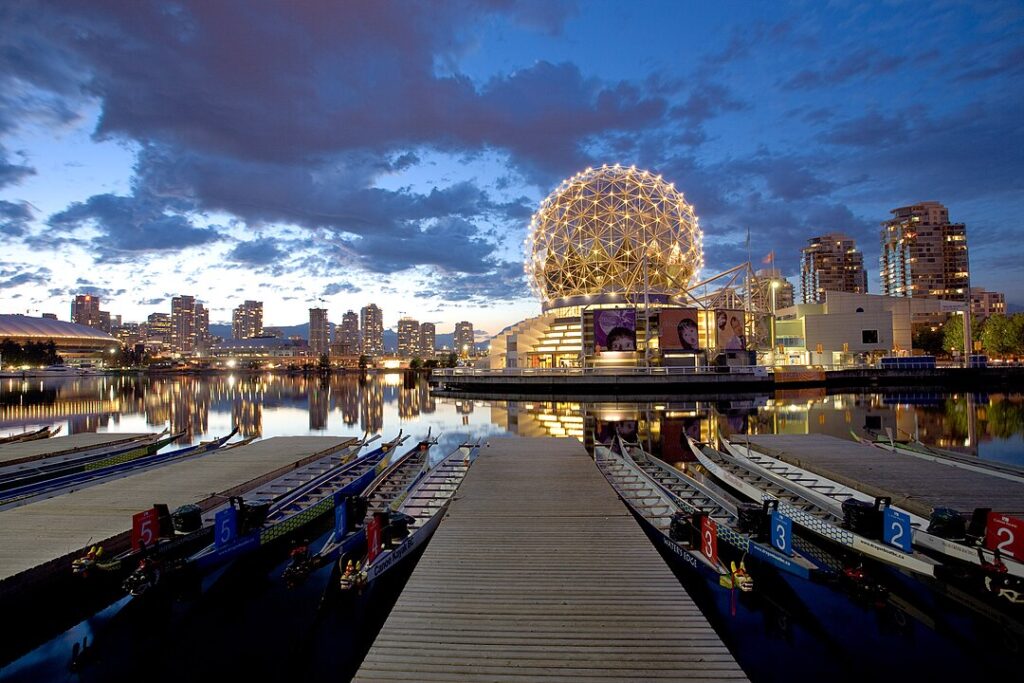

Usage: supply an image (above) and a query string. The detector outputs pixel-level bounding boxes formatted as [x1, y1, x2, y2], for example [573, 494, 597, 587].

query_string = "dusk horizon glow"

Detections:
[1, 1, 1021, 334]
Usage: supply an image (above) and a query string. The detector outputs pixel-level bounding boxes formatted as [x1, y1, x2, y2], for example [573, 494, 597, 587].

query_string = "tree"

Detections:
[980, 314, 1014, 357]
[912, 327, 944, 356]
[318, 353, 332, 372]
[444, 352, 458, 368]
[358, 354, 369, 371]
[409, 357, 423, 370]
[942, 315, 984, 355]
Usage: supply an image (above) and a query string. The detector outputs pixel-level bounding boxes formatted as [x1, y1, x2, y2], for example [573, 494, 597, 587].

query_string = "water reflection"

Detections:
[2, 375, 1022, 466]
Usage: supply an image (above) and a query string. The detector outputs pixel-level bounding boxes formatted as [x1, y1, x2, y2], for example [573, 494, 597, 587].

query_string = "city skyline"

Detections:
[1, 2, 1021, 333]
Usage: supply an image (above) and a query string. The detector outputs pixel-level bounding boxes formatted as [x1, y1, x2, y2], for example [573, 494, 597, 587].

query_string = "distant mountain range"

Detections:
[209, 323, 486, 350]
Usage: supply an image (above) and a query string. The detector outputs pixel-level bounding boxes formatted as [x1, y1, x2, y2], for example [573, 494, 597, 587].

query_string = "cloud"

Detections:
[0, 148, 34, 188]
[820, 111, 912, 147]
[0, 265, 51, 289]
[227, 237, 285, 265]
[322, 281, 362, 296]
[415, 260, 529, 303]
[48, 192, 223, 259]
[0, 200, 33, 236]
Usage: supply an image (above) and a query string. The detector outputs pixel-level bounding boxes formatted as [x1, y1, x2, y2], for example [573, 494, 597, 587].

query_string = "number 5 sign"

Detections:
[986, 512, 1024, 560]
[132, 508, 159, 551]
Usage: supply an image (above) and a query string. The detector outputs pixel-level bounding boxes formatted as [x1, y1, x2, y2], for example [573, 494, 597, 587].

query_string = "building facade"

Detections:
[360, 304, 384, 356]
[309, 308, 330, 358]
[800, 233, 868, 304]
[195, 303, 210, 354]
[397, 317, 420, 357]
[337, 310, 360, 355]
[970, 288, 1006, 321]
[757, 269, 794, 311]
[70, 294, 111, 332]
[171, 295, 196, 354]
[454, 321, 474, 356]
[420, 322, 436, 357]
[880, 201, 969, 327]
[231, 300, 263, 339]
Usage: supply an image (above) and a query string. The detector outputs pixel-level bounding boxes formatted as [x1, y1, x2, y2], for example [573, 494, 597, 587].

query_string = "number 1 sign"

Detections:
[986, 512, 1024, 560]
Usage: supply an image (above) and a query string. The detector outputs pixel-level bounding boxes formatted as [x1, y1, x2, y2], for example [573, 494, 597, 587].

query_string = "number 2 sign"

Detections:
[883, 507, 913, 552]
[131, 508, 159, 551]
[986, 512, 1024, 560]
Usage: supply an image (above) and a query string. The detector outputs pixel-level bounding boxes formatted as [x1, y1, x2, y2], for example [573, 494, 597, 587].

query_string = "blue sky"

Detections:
[1, 0, 1021, 334]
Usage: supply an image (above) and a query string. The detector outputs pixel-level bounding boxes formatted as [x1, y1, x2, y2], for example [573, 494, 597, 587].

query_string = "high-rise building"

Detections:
[71, 294, 103, 329]
[360, 304, 384, 356]
[41, 313, 57, 320]
[145, 312, 172, 346]
[195, 303, 210, 354]
[397, 317, 420, 357]
[171, 295, 196, 354]
[800, 233, 868, 304]
[309, 308, 329, 358]
[232, 300, 263, 339]
[970, 288, 1006, 321]
[880, 202, 969, 327]
[454, 321, 474, 356]
[757, 269, 794, 311]
[337, 310, 360, 355]
[420, 322, 436, 357]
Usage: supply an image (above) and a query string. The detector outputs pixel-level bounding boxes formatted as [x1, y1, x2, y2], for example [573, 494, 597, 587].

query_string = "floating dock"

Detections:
[0, 436, 354, 583]
[0, 432, 150, 465]
[742, 434, 1024, 517]
[355, 437, 746, 682]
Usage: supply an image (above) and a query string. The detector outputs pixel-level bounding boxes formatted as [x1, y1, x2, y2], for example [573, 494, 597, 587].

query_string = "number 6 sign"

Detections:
[986, 512, 1024, 560]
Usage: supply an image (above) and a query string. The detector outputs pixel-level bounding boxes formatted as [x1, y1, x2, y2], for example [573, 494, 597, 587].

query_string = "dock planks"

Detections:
[0, 436, 353, 582]
[355, 437, 746, 682]
[0, 432, 150, 465]
[744, 434, 1024, 517]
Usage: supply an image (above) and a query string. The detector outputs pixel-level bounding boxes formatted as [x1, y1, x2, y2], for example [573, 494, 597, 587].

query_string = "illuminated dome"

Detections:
[526, 165, 702, 309]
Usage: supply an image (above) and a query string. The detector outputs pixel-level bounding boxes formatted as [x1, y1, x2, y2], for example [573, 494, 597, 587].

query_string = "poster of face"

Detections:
[715, 309, 746, 351]
[660, 309, 700, 351]
[594, 309, 636, 352]
[595, 420, 639, 446]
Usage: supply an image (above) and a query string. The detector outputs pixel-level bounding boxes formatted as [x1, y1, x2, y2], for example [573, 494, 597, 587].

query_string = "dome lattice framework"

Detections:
[526, 164, 703, 305]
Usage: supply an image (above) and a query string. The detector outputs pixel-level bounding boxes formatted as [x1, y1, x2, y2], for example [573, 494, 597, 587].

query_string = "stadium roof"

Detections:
[0, 314, 118, 349]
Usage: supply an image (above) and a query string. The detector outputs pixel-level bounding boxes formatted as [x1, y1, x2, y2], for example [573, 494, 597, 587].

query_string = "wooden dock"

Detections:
[0, 436, 354, 582]
[0, 432, 150, 465]
[355, 437, 746, 682]
[743, 434, 1024, 517]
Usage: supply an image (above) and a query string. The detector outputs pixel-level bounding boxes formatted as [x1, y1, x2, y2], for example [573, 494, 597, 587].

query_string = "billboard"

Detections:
[594, 309, 636, 352]
[714, 309, 746, 350]
[660, 309, 700, 351]
[595, 420, 639, 446]
[660, 418, 702, 464]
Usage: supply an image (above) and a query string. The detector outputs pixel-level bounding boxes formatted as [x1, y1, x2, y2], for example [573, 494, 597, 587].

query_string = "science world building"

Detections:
[490, 164, 759, 370]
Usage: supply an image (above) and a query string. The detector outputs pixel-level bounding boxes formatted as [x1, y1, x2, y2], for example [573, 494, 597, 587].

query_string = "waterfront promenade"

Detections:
[355, 437, 746, 682]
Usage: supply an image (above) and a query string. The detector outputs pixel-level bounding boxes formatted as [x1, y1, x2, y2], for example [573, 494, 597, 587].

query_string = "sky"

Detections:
[0, 0, 1021, 335]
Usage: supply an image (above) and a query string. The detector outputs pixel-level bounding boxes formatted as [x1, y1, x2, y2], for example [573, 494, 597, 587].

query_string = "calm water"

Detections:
[1, 373, 1021, 681]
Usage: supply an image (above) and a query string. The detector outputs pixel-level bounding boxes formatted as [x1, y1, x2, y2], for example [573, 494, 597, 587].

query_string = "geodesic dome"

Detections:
[525, 165, 703, 306]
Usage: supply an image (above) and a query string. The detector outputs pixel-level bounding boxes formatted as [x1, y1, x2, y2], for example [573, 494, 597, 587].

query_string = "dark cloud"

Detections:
[820, 111, 911, 147]
[782, 47, 907, 90]
[48, 192, 223, 259]
[0, 200, 33, 236]
[415, 260, 529, 303]
[0, 265, 51, 289]
[338, 216, 498, 274]
[0, 148, 34, 188]
[322, 282, 362, 296]
[227, 237, 285, 266]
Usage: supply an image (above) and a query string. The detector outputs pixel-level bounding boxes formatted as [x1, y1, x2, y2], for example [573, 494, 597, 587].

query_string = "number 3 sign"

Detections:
[986, 512, 1024, 560]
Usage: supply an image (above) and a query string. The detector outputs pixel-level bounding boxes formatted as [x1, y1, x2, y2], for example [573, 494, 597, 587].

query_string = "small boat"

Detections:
[0, 426, 52, 445]
[337, 439, 478, 592]
[691, 438, 940, 579]
[622, 438, 822, 581]
[0, 429, 180, 492]
[852, 429, 1024, 485]
[0, 429, 237, 510]
[724, 434, 1024, 582]
[595, 440, 751, 590]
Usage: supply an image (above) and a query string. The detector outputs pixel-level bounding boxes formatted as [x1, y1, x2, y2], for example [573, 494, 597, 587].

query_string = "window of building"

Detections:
[862, 330, 879, 344]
